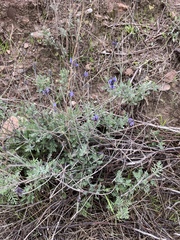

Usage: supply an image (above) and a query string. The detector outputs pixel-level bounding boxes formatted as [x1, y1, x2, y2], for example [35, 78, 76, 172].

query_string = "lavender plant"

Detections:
[108, 78, 158, 105]
[35, 74, 51, 93]
[0, 67, 161, 221]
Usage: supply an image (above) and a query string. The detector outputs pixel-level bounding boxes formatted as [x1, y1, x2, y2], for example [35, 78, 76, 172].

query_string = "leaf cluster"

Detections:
[109, 80, 158, 105]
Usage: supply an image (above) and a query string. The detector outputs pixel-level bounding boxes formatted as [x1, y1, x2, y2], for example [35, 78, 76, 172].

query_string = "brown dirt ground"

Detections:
[0, 0, 179, 125]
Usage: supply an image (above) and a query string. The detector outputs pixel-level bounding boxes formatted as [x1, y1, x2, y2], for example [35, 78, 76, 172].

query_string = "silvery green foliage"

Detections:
[107, 161, 163, 220]
[0, 102, 128, 205]
[108, 80, 158, 105]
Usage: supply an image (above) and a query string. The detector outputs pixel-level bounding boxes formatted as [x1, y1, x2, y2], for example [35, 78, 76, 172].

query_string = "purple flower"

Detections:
[15, 186, 23, 196]
[69, 91, 74, 97]
[128, 118, 134, 127]
[92, 114, 99, 121]
[53, 102, 57, 112]
[45, 87, 50, 94]
[108, 77, 117, 89]
[42, 87, 50, 95]
[84, 71, 89, 77]
[112, 41, 118, 46]
[70, 57, 79, 67]
[69, 57, 73, 64]
[53, 103, 57, 112]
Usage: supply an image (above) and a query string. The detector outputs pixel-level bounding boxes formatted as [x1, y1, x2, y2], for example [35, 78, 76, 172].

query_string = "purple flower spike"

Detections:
[69, 91, 74, 97]
[112, 41, 118, 46]
[15, 186, 23, 197]
[53, 102, 57, 112]
[69, 57, 79, 67]
[84, 71, 89, 77]
[42, 87, 50, 95]
[128, 118, 134, 127]
[92, 114, 99, 121]
[69, 57, 73, 64]
[45, 87, 50, 94]
[108, 76, 117, 89]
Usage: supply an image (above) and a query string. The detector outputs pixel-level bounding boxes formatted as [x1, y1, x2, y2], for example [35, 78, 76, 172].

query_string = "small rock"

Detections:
[1, 116, 19, 140]
[85, 63, 91, 71]
[163, 70, 177, 83]
[158, 82, 171, 91]
[21, 17, 29, 24]
[24, 43, 29, 49]
[124, 68, 133, 76]
[12, 71, 18, 77]
[70, 101, 77, 107]
[30, 31, 44, 39]
[85, 8, 93, 14]
[116, 3, 129, 12]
